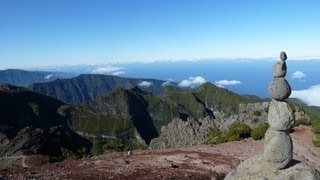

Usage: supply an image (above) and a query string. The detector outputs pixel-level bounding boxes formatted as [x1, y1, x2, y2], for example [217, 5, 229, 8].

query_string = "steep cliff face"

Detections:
[69, 87, 160, 146]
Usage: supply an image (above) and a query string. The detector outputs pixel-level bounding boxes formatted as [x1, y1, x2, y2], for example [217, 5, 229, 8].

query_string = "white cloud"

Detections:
[44, 74, 54, 80]
[162, 79, 173, 87]
[215, 80, 242, 87]
[162, 81, 171, 87]
[178, 76, 206, 88]
[91, 66, 125, 75]
[291, 85, 320, 106]
[138, 81, 153, 87]
[292, 71, 306, 79]
[111, 71, 125, 76]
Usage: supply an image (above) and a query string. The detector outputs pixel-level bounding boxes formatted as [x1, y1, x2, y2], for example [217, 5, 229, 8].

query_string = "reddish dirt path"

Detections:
[0, 125, 319, 180]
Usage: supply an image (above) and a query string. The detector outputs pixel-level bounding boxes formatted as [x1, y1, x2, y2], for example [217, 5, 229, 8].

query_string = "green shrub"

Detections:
[294, 117, 311, 127]
[311, 116, 320, 128]
[312, 125, 320, 134]
[312, 134, 320, 147]
[253, 110, 261, 117]
[28, 102, 39, 115]
[61, 147, 75, 160]
[252, 118, 259, 124]
[103, 143, 126, 152]
[205, 122, 253, 145]
[225, 122, 252, 141]
[76, 147, 87, 158]
[92, 140, 104, 155]
[57, 105, 71, 117]
[251, 123, 269, 140]
[216, 135, 228, 144]
[61, 147, 87, 160]
[204, 128, 222, 144]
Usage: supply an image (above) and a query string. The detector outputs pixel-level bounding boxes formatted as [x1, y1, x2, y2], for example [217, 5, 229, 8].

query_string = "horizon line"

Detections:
[2, 56, 320, 70]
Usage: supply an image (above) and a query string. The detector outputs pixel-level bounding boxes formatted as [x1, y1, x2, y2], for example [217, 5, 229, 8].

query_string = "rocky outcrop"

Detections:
[149, 117, 215, 149]
[149, 101, 271, 149]
[149, 100, 309, 149]
[214, 102, 269, 130]
[214, 101, 307, 131]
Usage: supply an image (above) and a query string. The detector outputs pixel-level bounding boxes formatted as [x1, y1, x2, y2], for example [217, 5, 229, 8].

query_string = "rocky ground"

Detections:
[0, 125, 319, 180]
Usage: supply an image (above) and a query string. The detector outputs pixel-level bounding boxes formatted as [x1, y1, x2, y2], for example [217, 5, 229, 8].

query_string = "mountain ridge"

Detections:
[30, 74, 177, 104]
[66, 82, 274, 152]
[0, 69, 75, 87]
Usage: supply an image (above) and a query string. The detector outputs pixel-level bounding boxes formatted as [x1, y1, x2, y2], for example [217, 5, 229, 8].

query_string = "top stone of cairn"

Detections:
[280, 51, 287, 61]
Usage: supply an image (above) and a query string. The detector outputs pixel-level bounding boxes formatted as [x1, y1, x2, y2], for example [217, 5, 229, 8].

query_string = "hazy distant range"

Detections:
[29, 59, 320, 102]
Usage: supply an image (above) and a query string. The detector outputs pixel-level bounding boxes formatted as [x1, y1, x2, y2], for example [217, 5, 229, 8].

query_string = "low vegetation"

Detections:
[309, 115, 320, 147]
[224, 122, 252, 141]
[61, 147, 88, 160]
[312, 125, 320, 134]
[251, 123, 269, 140]
[204, 128, 222, 144]
[294, 117, 311, 127]
[91, 138, 146, 156]
[313, 135, 320, 147]
[205, 122, 269, 144]
[253, 110, 261, 117]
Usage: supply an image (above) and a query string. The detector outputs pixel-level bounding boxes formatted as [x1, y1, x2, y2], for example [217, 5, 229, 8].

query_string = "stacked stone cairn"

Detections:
[264, 51, 294, 169]
[225, 52, 320, 179]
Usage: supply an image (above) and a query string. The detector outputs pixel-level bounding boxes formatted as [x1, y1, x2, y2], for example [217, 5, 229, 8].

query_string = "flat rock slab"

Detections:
[225, 155, 320, 180]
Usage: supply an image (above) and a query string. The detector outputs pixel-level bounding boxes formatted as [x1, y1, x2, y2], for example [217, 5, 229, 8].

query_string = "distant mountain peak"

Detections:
[0, 69, 76, 87]
[197, 82, 218, 89]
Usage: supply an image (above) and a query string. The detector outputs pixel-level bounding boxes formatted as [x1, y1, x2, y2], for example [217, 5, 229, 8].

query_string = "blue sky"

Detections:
[1, 0, 320, 68]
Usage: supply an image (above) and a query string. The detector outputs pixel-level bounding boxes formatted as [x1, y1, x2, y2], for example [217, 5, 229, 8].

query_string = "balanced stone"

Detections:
[280, 51, 287, 61]
[268, 99, 294, 131]
[272, 60, 287, 77]
[264, 128, 293, 169]
[268, 78, 291, 100]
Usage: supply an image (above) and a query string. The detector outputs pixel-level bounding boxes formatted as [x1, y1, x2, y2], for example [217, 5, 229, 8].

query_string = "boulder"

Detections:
[268, 78, 291, 101]
[264, 128, 293, 169]
[268, 100, 294, 131]
[225, 155, 320, 180]
[272, 60, 287, 77]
